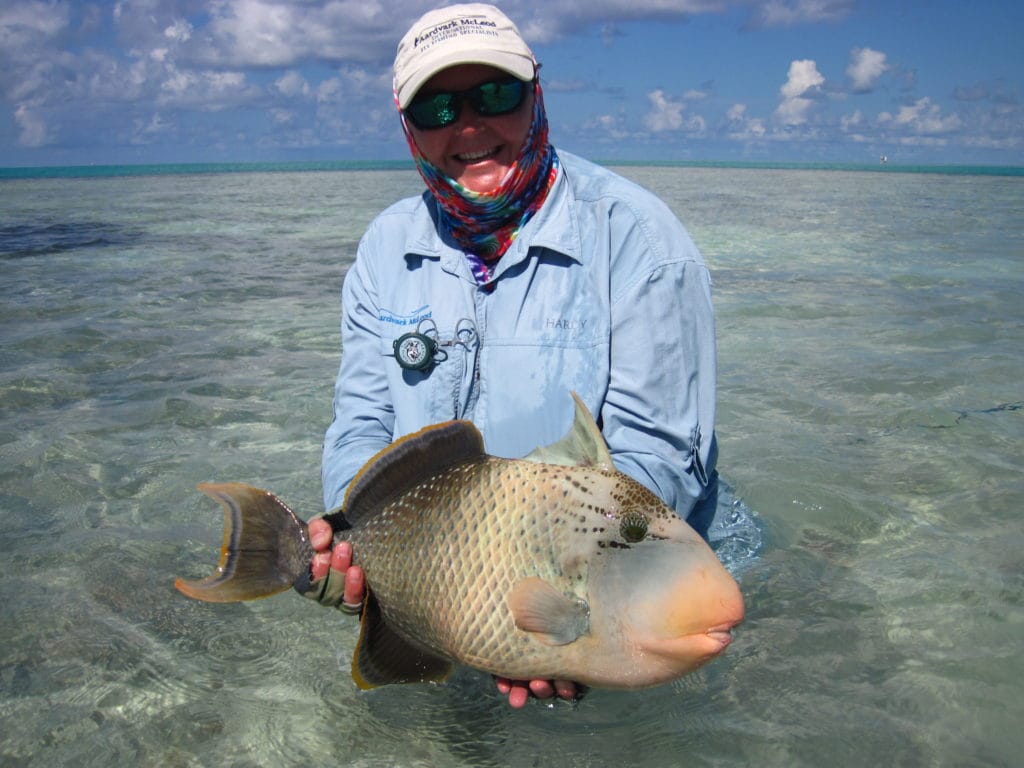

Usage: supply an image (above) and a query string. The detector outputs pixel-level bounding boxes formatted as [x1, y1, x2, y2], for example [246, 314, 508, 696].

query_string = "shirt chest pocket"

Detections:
[379, 319, 480, 420]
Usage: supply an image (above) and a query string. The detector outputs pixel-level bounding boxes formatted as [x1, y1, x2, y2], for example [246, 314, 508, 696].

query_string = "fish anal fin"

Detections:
[509, 577, 590, 646]
[351, 592, 454, 689]
[343, 421, 486, 526]
[523, 392, 614, 469]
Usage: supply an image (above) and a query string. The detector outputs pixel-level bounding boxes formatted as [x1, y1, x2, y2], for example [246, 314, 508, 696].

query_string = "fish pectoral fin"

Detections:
[351, 592, 454, 689]
[509, 577, 590, 646]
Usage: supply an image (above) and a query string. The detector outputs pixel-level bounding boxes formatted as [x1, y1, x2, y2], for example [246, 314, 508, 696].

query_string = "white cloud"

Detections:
[164, 19, 193, 43]
[316, 77, 342, 103]
[14, 103, 48, 146]
[745, 118, 767, 137]
[130, 112, 173, 145]
[748, 0, 855, 28]
[775, 59, 824, 125]
[0, 0, 1017, 163]
[780, 59, 825, 99]
[0, 0, 70, 41]
[275, 70, 310, 98]
[645, 89, 685, 132]
[196, 0, 401, 68]
[1, 0, 72, 101]
[158, 68, 261, 111]
[725, 102, 766, 139]
[643, 89, 706, 133]
[879, 97, 962, 134]
[272, 108, 295, 124]
[840, 108, 863, 131]
[847, 47, 887, 92]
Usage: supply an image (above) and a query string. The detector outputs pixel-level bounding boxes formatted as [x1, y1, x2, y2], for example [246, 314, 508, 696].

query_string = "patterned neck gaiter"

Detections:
[399, 78, 560, 286]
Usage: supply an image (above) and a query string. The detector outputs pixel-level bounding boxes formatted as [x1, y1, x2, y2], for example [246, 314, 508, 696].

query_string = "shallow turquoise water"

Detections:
[0, 166, 1021, 766]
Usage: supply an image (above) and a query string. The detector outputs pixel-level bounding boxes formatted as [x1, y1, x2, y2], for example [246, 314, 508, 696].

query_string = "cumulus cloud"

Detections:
[0, 0, 70, 42]
[516, 0, 853, 41]
[847, 47, 887, 92]
[643, 89, 706, 133]
[645, 90, 685, 132]
[747, 0, 855, 28]
[879, 97, 962, 135]
[725, 102, 767, 139]
[0, 0, 1016, 162]
[193, 0, 403, 68]
[582, 112, 632, 142]
[1, 0, 72, 100]
[158, 68, 261, 111]
[274, 70, 310, 98]
[953, 79, 1018, 105]
[130, 112, 173, 145]
[14, 103, 48, 146]
[775, 59, 824, 125]
[163, 18, 192, 43]
[726, 103, 747, 122]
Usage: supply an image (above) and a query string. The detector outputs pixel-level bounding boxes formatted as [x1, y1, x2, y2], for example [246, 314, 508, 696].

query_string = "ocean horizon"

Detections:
[2, 157, 1022, 179]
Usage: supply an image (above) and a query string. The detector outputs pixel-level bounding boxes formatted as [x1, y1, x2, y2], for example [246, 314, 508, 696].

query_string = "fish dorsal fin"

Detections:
[509, 577, 590, 646]
[342, 420, 486, 526]
[523, 392, 614, 469]
[351, 591, 454, 689]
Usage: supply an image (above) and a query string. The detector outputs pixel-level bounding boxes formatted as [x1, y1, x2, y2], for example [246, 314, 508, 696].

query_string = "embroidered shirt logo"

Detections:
[546, 317, 588, 332]
[379, 305, 432, 327]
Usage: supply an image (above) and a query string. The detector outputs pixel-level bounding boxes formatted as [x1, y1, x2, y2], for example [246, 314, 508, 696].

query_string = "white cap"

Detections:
[393, 3, 536, 109]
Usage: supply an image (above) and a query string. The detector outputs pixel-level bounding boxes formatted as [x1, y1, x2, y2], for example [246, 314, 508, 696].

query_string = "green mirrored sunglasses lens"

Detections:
[407, 94, 458, 129]
[406, 78, 528, 129]
[474, 79, 526, 115]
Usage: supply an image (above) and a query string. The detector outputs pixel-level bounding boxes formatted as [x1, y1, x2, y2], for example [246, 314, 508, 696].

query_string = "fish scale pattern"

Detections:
[346, 457, 631, 679]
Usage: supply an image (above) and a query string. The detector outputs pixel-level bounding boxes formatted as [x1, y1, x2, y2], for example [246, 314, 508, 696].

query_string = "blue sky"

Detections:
[2, 0, 1022, 167]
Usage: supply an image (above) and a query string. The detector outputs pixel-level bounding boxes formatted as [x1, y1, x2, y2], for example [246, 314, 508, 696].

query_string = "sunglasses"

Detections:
[404, 77, 531, 130]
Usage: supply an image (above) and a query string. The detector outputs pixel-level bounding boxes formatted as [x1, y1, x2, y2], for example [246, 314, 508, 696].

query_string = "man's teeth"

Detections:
[458, 148, 496, 162]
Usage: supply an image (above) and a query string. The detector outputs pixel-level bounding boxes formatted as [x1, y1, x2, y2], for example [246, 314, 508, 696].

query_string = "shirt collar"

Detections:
[403, 157, 583, 282]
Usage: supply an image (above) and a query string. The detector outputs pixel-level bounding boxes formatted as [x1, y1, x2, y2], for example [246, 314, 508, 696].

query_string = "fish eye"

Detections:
[619, 514, 648, 543]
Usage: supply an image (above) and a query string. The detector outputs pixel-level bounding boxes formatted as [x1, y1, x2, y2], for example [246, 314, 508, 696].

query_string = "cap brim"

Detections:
[397, 52, 535, 108]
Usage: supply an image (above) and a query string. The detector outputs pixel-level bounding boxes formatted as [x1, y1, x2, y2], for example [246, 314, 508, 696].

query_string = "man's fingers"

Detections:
[310, 551, 331, 581]
[507, 681, 530, 709]
[343, 564, 365, 606]
[330, 540, 353, 572]
[554, 680, 577, 700]
[494, 676, 576, 707]
[309, 518, 332, 551]
[528, 679, 555, 699]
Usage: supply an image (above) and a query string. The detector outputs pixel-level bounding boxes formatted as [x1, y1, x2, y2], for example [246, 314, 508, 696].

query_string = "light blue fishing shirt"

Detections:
[323, 151, 718, 534]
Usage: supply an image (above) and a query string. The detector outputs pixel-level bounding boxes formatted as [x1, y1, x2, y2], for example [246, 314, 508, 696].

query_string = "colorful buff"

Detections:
[398, 78, 560, 286]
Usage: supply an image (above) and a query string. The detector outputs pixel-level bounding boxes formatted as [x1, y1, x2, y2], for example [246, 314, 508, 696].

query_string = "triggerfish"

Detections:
[175, 393, 744, 691]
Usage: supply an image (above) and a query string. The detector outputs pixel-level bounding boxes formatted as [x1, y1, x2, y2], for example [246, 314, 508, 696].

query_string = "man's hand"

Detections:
[494, 677, 579, 708]
[308, 518, 364, 610]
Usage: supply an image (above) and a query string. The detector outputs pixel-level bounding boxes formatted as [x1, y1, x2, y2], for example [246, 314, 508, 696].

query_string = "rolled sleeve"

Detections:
[321, 240, 394, 510]
[601, 214, 718, 523]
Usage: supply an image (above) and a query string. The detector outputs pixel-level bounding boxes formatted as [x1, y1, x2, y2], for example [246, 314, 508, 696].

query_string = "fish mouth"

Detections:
[705, 624, 737, 651]
[641, 622, 738, 666]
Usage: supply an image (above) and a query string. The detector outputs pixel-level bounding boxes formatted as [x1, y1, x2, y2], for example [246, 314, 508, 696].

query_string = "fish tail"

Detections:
[175, 482, 312, 603]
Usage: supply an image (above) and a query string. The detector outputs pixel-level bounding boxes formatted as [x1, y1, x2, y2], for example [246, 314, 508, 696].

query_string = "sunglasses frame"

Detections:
[404, 76, 533, 131]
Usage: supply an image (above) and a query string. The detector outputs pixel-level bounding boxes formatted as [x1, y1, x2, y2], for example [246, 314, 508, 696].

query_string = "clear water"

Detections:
[1, 166, 1021, 766]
